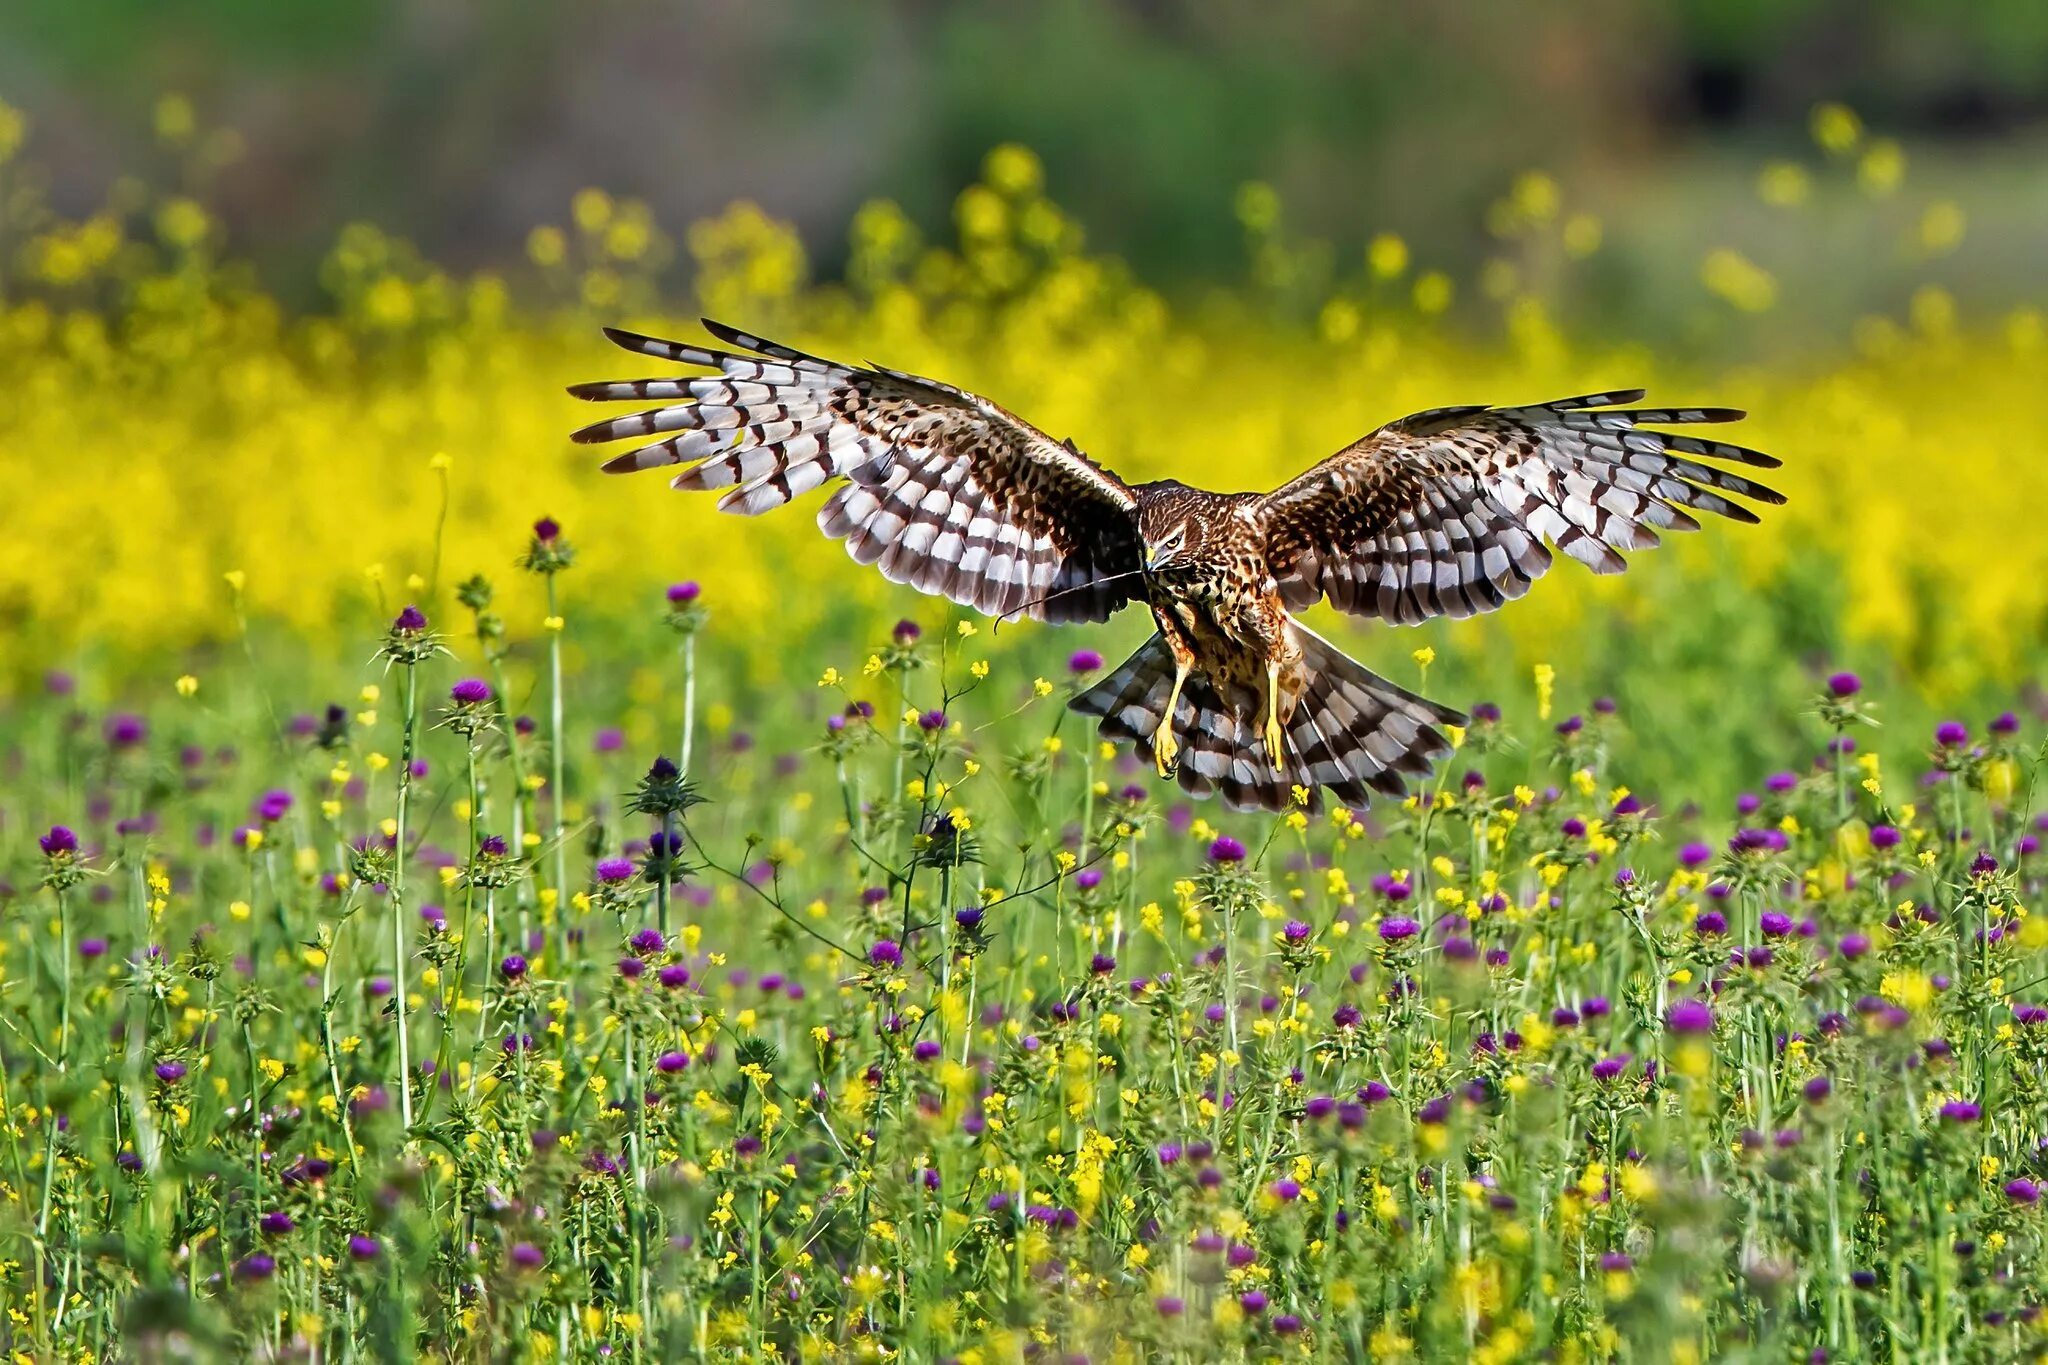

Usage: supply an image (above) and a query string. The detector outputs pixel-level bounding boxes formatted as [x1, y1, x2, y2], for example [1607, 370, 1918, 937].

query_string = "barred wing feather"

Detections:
[570, 321, 1144, 623]
[1259, 391, 1785, 624]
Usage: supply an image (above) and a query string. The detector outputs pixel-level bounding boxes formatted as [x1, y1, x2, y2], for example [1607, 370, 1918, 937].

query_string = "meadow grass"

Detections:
[6, 103, 2048, 1362]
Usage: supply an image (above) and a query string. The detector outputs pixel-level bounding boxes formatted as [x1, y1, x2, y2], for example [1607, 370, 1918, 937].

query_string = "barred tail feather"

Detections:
[1071, 631, 1461, 813]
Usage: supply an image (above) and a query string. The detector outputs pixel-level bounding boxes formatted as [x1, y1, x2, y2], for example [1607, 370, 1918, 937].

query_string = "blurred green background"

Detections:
[5, 0, 2047, 345]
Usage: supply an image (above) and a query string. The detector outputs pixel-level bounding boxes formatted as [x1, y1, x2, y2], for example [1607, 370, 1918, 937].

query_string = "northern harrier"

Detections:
[572, 321, 1782, 811]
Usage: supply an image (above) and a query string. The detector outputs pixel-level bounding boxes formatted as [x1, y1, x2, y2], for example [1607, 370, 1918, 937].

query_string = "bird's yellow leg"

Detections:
[1264, 661, 1286, 774]
[1153, 662, 1189, 777]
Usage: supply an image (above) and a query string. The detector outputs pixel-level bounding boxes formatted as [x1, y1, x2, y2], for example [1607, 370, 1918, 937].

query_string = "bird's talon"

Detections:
[1152, 727, 1180, 777]
[1264, 717, 1286, 774]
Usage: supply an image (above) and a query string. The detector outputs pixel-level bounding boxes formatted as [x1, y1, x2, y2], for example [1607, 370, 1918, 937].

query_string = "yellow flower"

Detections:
[1368, 232, 1409, 279]
[1811, 101, 1862, 155]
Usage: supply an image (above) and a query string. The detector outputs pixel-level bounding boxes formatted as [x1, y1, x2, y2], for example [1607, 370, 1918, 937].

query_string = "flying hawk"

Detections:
[571, 321, 1782, 811]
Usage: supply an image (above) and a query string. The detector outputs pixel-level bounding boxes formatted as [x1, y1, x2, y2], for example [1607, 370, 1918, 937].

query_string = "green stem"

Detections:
[392, 663, 419, 1130]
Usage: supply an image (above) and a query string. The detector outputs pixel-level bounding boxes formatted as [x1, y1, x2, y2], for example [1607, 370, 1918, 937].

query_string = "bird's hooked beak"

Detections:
[1144, 542, 1168, 573]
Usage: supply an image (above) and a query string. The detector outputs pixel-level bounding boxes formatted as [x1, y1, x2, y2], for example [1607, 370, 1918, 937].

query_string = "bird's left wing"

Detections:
[571, 320, 1143, 622]
[1258, 391, 1785, 624]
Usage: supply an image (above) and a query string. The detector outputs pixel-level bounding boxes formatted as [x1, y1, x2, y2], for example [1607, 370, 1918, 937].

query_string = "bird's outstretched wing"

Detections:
[570, 321, 1143, 622]
[1258, 391, 1785, 624]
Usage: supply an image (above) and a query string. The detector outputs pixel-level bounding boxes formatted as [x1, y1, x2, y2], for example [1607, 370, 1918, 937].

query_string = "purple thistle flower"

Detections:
[1668, 999, 1716, 1036]
[1992, 711, 2021, 736]
[450, 678, 492, 704]
[499, 954, 528, 980]
[235, 1254, 277, 1281]
[348, 1234, 381, 1260]
[1282, 919, 1311, 942]
[509, 1241, 545, 1269]
[154, 1060, 187, 1083]
[869, 939, 903, 968]
[1678, 841, 1713, 868]
[918, 709, 946, 732]
[1378, 917, 1420, 942]
[1331, 1003, 1362, 1029]
[533, 516, 561, 543]
[2005, 1178, 2042, 1205]
[629, 928, 665, 955]
[596, 858, 634, 885]
[1238, 1290, 1268, 1314]
[1207, 835, 1246, 864]
[1935, 720, 1969, 748]
[1760, 911, 1793, 937]
[1591, 1054, 1632, 1083]
[1868, 824, 1901, 850]
[667, 581, 701, 604]
[656, 1050, 691, 1074]
[1804, 1076, 1832, 1103]
[1939, 1100, 1981, 1124]
[39, 826, 79, 857]
[393, 604, 427, 634]
[892, 618, 921, 643]
[1069, 649, 1104, 674]
[1827, 671, 1861, 698]
[105, 713, 147, 748]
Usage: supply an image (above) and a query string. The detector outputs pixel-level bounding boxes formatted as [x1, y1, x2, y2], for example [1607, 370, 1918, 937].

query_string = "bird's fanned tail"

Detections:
[1072, 630, 1462, 813]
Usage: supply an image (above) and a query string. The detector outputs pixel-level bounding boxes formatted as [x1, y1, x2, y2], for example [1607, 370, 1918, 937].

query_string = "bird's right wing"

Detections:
[571, 321, 1144, 623]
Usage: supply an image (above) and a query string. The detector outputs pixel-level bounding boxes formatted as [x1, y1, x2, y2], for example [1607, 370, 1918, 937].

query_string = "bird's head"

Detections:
[1137, 495, 1202, 573]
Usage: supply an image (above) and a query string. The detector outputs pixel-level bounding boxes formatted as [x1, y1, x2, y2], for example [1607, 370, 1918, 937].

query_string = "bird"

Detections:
[569, 320, 1783, 812]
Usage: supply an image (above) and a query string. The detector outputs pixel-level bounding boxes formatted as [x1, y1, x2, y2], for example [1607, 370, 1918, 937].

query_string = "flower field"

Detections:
[8, 103, 2048, 1362]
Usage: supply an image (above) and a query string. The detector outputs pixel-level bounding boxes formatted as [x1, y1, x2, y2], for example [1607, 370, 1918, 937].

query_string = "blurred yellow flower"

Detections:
[1858, 139, 1905, 196]
[1701, 248, 1778, 313]
[984, 143, 1044, 197]
[155, 94, 197, 146]
[1412, 270, 1453, 314]
[1757, 161, 1810, 208]
[1368, 232, 1409, 279]
[527, 225, 567, 268]
[1811, 102, 1862, 155]
[1234, 181, 1280, 233]
[1917, 200, 1965, 256]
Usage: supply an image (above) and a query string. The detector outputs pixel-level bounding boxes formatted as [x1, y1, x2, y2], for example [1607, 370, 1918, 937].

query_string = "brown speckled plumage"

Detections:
[573, 322, 1785, 812]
